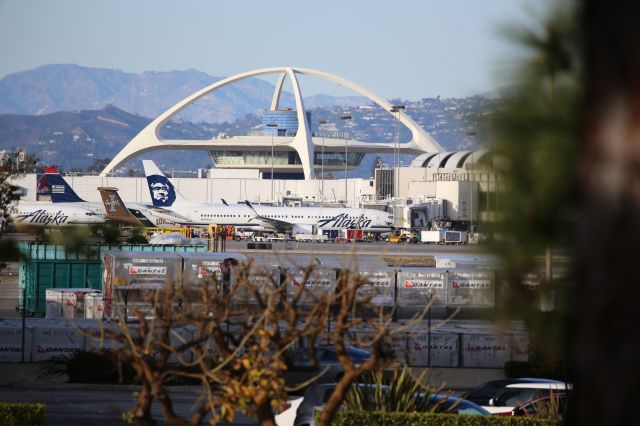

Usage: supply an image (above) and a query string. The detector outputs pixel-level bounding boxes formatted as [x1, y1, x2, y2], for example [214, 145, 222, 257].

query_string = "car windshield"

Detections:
[427, 394, 489, 415]
[495, 389, 537, 406]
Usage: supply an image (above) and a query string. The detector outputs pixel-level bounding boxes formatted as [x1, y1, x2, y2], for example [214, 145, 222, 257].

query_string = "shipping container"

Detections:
[511, 334, 530, 362]
[447, 270, 495, 307]
[396, 268, 448, 306]
[288, 265, 337, 304]
[31, 323, 85, 362]
[84, 292, 104, 320]
[0, 320, 31, 362]
[228, 256, 281, 305]
[18, 242, 206, 316]
[44, 288, 95, 319]
[461, 333, 511, 368]
[407, 332, 459, 367]
[181, 252, 247, 289]
[102, 251, 183, 319]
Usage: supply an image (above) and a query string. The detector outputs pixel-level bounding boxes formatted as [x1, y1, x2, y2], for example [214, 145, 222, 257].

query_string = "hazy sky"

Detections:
[0, 0, 543, 99]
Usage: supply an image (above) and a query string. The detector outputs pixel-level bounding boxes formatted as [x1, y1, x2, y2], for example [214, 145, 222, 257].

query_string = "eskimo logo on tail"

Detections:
[146, 175, 176, 207]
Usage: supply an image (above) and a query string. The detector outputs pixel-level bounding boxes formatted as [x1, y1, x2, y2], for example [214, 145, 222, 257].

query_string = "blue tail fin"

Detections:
[142, 160, 184, 207]
[37, 174, 86, 203]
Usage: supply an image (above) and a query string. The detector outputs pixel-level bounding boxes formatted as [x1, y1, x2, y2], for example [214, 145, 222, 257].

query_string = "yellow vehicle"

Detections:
[387, 230, 412, 243]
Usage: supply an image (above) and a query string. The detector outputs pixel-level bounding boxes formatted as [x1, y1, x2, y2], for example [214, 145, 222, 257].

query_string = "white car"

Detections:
[483, 382, 573, 415]
[276, 397, 304, 426]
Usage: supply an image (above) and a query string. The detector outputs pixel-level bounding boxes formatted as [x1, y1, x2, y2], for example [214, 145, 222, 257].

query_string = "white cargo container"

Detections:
[408, 332, 459, 367]
[461, 333, 511, 368]
[420, 230, 443, 244]
[0, 321, 31, 362]
[45, 288, 95, 319]
[447, 270, 495, 307]
[84, 291, 104, 319]
[102, 251, 183, 319]
[420, 230, 467, 245]
[293, 233, 328, 242]
[396, 269, 447, 306]
[31, 324, 84, 362]
[511, 334, 530, 362]
[45, 289, 61, 319]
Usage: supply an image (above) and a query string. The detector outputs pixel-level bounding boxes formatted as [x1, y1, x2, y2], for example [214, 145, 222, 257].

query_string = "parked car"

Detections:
[426, 393, 491, 415]
[483, 382, 573, 415]
[464, 378, 564, 406]
[276, 397, 304, 426]
[285, 346, 371, 388]
[509, 393, 569, 419]
[293, 385, 488, 426]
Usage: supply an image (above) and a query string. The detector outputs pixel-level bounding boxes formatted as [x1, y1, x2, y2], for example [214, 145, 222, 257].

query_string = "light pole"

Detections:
[267, 122, 278, 202]
[341, 113, 351, 205]
[320, 120, 327, 200]
[390, 105, 405, 199]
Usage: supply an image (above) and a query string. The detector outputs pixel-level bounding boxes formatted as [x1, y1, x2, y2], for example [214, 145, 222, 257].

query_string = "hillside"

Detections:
[0, 64, 369, 123]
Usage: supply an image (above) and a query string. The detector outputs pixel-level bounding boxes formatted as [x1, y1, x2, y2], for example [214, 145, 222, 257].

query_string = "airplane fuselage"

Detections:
[10, 202, 105, 227]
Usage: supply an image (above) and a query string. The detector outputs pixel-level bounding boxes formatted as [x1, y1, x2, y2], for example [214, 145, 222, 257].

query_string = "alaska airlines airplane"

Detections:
[143, 160, 394, 233]
[10, 202, 105, 228]
[40, 173, 179, 227]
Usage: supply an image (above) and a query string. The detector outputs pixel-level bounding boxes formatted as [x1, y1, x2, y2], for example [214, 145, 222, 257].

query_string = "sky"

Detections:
[0, 0, 544, 100]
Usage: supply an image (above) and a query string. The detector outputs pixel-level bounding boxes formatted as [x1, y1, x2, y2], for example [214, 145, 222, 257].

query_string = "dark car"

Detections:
[427, 393, 491, 415]
[463, 378, 565, 406]
[508, 393, 569, 419]
[293, 385, 488, 426]
[285, 346, 370, 388]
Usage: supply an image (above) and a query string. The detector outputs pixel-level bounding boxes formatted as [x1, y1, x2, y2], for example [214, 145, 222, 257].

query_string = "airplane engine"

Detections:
[292, 224, 315, 234]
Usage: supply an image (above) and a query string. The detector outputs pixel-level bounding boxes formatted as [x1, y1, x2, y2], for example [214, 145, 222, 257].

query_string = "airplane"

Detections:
[9, 201, 105, 228]
[39, 172, 179, 228]
[143, 159, 394, 233]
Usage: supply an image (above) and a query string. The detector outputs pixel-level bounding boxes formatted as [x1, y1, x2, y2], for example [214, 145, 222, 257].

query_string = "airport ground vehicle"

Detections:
[267, 233, 286, 242]
[420, 230, 468, 244]
[294, 233, 328, 242]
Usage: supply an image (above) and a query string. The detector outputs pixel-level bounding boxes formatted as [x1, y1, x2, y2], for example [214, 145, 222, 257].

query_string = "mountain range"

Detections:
[0, 64, 368, 123]
[0, 64, 497, 177]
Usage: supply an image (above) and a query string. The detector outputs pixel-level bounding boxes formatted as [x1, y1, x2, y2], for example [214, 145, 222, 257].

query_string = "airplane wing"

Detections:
[244, 200, 290, 231]
[148, 207, 192, 224]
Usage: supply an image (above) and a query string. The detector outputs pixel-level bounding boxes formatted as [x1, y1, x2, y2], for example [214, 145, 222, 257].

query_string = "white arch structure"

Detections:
[100, 66, 443, 178]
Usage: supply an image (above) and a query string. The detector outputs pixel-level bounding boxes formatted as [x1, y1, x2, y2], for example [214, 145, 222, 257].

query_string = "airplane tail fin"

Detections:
[38, 173, 86, 203]
[142, 160, 190, 208]
[98, 187, 143, 226]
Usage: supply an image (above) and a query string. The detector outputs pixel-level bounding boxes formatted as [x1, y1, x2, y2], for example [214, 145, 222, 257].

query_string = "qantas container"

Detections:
[461, 333, 511, 368]
[84, 291, 104, 319]
[407, 332, 459, 367]
[45, 288, 95, 319]
[102, 251, 183, 319]
[324, 257, 394, 306]
[31, 323, 85, 362]
[396, 269, 447, 306]
[181, 252, 247, 289]
[0, 321, 31, 362]
[511, 334, 530, 362]
[288, 266, 337, 304]
[223, 256, 281, 305]
[447, 270, 495, 307]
